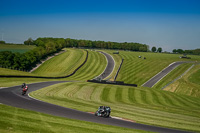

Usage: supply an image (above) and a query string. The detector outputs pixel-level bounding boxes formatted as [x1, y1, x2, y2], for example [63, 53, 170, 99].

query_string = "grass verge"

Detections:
[116, 51, 200, 86]
[30, 82, 200, 132]
[0, 104, 146, 133]
[32, 48, 87, 77]
[164, 64, 200, 97]
[153, 63, 193, 89]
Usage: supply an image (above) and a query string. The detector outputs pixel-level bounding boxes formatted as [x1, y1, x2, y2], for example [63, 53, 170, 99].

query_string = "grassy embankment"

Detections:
[30, 81, 200, 132]
[0, 49, 107, 87]
[152, 63, 194, 89]
[164, 64, 200, 97]
[32, 48, 87, 77]
[101, 50, 122, 81]
[116, 51, 200, 86]
[66, 49, 107, 81]
[30, 50, 200, 132]
[0, 44, 35, 53]
[1, 49, 200, 132]
[0, 104, 145, 133]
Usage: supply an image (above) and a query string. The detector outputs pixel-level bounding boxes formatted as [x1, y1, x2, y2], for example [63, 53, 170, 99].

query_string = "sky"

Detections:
[0, 0, 200, 52]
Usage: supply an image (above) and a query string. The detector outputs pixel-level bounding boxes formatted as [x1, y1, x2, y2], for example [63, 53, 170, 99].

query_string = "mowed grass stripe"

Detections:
[164, 64, 200, 97]
[68, 50, 107, 80]
[116, 50, 200, 86]
[0, 104, 141, 133]
[32, 48, 86, 77]
[30, 82, 200, 131]
[153, 63, 193, 89]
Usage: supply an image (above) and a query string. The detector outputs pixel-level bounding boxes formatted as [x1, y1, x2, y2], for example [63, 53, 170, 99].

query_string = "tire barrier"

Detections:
[0, 50, 88, 79]
[87, 80, 137, 87]
[114, 58, 124, 81]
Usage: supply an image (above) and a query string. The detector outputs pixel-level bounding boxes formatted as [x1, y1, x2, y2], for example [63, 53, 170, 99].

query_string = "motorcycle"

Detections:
[95, 106, 111, 118]
[22, 86, 28, 95]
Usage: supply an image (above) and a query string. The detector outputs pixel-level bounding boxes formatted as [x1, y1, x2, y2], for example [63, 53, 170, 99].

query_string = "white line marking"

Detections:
[93, 51, 115, 80]
[0, 87, 7, 90]
[93, 51, 108, 80]
[28, 93, 45, 102]
[103, 52, 115, 80]
[161, 64, 195, 89]
[142, 62, 176, 87]
[151, 65, 179, 88]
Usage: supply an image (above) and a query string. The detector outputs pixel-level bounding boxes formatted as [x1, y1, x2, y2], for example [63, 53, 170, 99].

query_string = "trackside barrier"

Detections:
[0, 50, 88, 79]
[87, 80, 137, 87]
[114, 58, 124, 81]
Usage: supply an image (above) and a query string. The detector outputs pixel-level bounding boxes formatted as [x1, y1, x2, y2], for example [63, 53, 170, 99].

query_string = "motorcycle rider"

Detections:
[22, 83, 28, 93]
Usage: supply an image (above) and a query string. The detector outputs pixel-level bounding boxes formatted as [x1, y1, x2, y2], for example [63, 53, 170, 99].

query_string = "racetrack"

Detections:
[0, 53, 193, 133]
[0, 81, 191, 133]
[142, 61, 191, 88]
[94, 51, 115, 80]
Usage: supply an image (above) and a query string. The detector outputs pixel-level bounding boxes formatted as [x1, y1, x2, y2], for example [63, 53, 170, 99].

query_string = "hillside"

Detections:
[116, 51, 200, 86]
[1, 49, 200, 132]
[30, 82, 200, 132]
[32, 48, 87, 77]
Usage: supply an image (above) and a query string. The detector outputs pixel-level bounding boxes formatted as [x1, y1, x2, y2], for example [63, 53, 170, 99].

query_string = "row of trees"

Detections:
[151, 46, 162, 53]
[26, 37, 149, 52]
[172, 49, 200, 55]
[0, 38, 65, 71]
[0, 37, 149, 71]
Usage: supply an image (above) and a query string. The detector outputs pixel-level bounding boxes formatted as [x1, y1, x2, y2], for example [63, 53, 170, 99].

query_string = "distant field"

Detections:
[116, 51, 200, 86]
[0, 44, 35, 53]
[0, 104, 143, 133]
[30, 82, 200, 132]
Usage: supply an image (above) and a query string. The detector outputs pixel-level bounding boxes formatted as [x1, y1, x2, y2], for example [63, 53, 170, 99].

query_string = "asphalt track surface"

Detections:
[0, 54, 192, 133]
[142, 61, 188, 88]
[95, 51, 115, 79]
[0, 81, 191, 133]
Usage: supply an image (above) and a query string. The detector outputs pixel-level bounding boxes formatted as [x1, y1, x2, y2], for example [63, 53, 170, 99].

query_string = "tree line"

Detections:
[0, 37, 149, 71]
[172, 48, 200, 55]
[26, 37, 149, 52]
[151, 46, 162, 53]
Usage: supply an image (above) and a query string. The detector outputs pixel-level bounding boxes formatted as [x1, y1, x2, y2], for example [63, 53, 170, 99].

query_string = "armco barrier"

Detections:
[114, 58, 124, 81]
[87, 80, 137, 87]
[0, 50, 88, 79]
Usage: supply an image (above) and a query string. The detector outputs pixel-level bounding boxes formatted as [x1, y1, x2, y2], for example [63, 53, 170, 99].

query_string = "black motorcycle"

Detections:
[95, 106, 111, 118]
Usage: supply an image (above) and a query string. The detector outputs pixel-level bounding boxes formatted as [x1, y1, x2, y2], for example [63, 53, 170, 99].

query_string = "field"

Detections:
[116, 51, 200, 86]
[0, 44, 35, 53]
[164, 64, 200, 97]
[67, 49, 107, 81]
[1, 49, 200, 132]
[30, 82, 200, 132]
[0, 104, 145, 133]
[32, 48, 87, 77]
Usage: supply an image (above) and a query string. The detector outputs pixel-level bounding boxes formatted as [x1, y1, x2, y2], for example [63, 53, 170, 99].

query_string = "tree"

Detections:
[157, 47, 162, 53]
[177, 49, 184, 54]
[151, 46, 157, 52]
[24, 38, 34, 45]
[0, 41, 5, 44]
[172, 49, 177, 53]
[139, 46, 147, 52]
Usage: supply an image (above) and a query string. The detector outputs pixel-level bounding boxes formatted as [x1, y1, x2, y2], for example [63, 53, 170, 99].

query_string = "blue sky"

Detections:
[0, 0, 200, 51]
